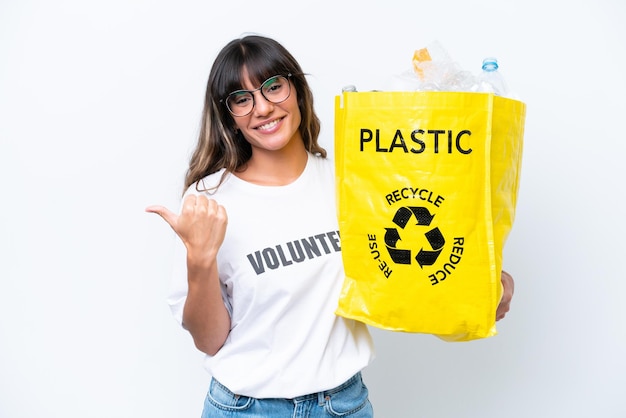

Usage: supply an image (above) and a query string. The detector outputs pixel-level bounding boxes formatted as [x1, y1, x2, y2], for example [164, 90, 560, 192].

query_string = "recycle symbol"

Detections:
[384, 206, 445, 267]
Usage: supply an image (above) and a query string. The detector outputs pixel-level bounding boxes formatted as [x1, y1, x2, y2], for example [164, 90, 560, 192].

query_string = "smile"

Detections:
[256, 118, 283, 131]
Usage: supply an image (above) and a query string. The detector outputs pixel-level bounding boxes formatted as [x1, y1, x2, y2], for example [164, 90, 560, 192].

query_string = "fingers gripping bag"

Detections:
[334, 91, 525, 341]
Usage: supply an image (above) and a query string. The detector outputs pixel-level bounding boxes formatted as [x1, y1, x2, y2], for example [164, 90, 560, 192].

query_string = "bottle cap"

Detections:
[482, 57, 499, 71]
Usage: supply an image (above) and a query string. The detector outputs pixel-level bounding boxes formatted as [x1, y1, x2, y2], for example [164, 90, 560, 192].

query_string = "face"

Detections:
[230, 68, 302, 155]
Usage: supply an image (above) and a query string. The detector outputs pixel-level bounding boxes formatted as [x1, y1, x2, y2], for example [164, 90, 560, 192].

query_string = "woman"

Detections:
[146, 35, 513, 417]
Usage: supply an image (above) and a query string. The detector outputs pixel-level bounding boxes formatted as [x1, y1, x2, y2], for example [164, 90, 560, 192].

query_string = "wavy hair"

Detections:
[184, 35, 325, 193]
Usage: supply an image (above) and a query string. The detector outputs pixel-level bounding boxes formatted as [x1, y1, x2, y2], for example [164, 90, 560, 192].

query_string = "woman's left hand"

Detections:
[496, 270, 514, 321]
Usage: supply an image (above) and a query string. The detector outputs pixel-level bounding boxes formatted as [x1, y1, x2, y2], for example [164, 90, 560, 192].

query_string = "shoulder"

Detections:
[308, 153, 335, 176]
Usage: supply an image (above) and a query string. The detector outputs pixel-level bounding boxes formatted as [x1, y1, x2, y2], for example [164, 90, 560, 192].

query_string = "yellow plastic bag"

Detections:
[334, 91, 526, 341]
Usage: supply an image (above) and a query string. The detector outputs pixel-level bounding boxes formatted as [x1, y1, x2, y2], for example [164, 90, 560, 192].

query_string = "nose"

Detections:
[252, 90, 274, 116]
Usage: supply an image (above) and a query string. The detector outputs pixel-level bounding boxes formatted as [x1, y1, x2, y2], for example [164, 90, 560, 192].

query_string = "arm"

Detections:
[183, 252, 231, 355]
[147, 195, 231, 355]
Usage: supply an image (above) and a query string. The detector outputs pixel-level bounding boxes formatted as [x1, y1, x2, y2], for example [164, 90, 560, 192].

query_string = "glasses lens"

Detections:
[261, 75, 291, 104]
[226, 91, 254, 117]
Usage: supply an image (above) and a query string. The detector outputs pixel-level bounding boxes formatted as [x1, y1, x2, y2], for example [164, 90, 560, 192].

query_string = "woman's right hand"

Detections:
[146, 194, 228, 267]
[147, 195, 230, 354]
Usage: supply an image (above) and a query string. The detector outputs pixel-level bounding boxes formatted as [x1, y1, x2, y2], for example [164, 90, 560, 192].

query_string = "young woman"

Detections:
[146, 35, 514, 417]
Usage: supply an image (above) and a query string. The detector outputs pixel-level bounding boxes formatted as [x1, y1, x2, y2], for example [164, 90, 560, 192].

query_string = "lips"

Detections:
[255, 117, 283, 131]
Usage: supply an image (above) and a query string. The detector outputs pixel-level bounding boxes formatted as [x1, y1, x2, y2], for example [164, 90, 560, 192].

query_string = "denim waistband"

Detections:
[211, 371, 363, 403]
[292, 372, 362, 403]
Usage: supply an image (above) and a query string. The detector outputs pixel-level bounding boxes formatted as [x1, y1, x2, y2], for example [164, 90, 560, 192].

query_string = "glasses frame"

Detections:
[221, 74, 293, 117]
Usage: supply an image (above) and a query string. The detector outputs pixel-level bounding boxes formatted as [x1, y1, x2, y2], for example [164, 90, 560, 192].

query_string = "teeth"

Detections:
[258, 119, 280, 130]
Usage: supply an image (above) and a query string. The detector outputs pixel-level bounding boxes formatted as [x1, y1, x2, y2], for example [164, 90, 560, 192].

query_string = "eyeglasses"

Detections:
[222, 74, 292, 117]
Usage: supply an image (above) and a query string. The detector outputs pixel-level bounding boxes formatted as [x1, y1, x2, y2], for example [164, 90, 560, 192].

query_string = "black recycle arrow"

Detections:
[384, 228, 411, 264]
[415, 227, 445, 267]
[392, 206, 435, 228]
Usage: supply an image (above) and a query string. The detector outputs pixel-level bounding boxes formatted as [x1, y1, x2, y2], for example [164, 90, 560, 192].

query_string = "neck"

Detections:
[236, 141, 308, 186]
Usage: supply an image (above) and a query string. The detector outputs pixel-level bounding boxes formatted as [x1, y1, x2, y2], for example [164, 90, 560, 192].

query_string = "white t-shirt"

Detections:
[167, 153, 375, 399]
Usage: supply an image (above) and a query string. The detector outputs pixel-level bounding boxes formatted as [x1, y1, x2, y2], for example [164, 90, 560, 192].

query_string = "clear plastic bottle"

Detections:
[477, 57, 508, 97]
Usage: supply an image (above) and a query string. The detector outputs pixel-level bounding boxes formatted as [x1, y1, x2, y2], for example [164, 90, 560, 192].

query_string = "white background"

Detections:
[1, 0, 625, 417]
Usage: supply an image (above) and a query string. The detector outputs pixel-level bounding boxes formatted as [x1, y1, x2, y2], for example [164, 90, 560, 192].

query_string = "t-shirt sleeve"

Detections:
[166, 236, 188, 326]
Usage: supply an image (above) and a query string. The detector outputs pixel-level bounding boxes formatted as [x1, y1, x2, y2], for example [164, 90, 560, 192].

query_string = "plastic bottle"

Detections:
[477, 57, 508, 97]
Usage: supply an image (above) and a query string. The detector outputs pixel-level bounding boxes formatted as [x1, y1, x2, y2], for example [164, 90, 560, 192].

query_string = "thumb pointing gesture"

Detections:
[145, 195, 228, 262]
[145, 204, 179, 230]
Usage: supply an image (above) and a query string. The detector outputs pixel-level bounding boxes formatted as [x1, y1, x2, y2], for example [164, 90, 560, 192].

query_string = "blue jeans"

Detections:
[201, 372, 373, 417]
